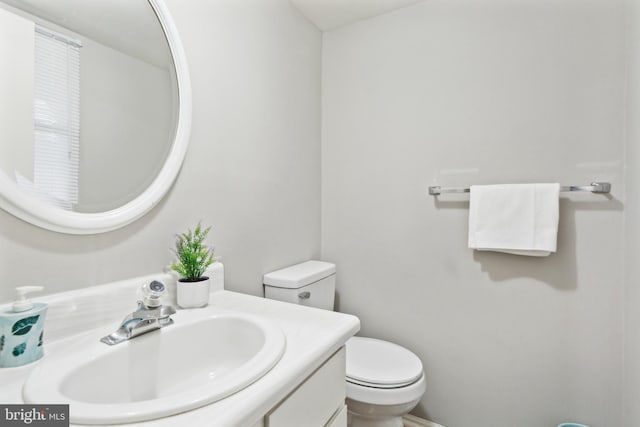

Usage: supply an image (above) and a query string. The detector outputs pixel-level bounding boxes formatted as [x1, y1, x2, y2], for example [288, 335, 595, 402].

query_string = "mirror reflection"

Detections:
[0, 0, 177, 213]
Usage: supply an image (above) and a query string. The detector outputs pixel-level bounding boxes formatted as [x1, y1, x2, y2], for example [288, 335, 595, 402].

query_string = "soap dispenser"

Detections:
[0, 286, 47, 368]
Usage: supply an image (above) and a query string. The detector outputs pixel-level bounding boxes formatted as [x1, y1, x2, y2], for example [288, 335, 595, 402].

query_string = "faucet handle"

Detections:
[142, 280, 167, 308]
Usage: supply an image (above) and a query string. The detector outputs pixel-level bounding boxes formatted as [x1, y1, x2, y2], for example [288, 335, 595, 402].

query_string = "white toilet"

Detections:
[263, 260, 426, 427]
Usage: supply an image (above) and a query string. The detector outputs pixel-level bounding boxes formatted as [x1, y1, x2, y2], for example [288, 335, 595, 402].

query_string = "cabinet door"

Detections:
[266, 347, 346, 427]
[326, 404, 347, 427]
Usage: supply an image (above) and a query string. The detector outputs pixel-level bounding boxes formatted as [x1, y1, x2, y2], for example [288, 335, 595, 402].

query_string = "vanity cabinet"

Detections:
[264, 347, 346, 427]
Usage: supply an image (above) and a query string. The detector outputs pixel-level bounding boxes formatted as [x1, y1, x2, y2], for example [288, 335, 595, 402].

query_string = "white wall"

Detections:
[0, 0, 321, 302]
[322, 1, 625, 426]
[78, 39, 173, 212]
[625, 0, 640, 425]
[0, 7, 33, 181]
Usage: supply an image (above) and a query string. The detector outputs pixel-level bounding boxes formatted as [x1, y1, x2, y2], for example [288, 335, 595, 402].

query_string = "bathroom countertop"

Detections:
[0, 276, 360, 427]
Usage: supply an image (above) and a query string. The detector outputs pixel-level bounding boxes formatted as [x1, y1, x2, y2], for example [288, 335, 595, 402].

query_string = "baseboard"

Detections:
[403, 414, 446, 427]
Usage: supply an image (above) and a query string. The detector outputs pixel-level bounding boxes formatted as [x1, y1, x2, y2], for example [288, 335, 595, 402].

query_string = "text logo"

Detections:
[0, 405, 69, 426]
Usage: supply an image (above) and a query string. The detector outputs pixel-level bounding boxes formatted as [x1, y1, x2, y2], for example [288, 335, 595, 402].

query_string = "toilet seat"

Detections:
[346, 372, 426, 406]
[345, 337, 423, 388]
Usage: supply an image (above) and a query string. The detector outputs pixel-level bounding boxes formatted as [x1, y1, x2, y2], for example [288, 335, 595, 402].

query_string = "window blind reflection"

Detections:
[32, 25, 81, 210]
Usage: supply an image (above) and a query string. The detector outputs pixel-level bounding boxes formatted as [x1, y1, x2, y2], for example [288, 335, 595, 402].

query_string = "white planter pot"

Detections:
[177, 277, 210, 308]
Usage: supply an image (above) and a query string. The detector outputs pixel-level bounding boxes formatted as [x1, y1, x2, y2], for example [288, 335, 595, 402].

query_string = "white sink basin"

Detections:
[22, 312, 286, 425]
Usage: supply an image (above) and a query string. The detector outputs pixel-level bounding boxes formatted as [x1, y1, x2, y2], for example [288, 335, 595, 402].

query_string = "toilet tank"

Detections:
[263, 261, 336, 311]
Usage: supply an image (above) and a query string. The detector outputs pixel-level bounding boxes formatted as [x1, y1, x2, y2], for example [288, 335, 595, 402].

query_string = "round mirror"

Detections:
[0, 0, 190, 233]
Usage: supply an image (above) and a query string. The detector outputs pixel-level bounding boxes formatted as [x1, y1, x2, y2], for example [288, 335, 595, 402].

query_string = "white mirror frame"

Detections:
[0, 0, 191, 234]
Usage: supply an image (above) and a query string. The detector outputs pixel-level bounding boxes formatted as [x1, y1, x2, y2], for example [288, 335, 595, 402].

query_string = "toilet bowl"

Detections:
[345, 337, 426, 427]
[263, 261, 427, 427]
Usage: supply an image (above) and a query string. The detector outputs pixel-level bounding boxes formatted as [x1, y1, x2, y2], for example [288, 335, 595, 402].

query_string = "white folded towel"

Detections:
[468, 183, 560, 256]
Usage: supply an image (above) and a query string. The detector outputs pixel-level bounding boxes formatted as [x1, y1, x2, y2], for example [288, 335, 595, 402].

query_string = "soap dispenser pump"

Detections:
[0, 286, 47, 368]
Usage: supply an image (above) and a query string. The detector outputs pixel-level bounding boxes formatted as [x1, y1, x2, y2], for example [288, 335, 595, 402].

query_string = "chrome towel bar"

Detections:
[428, 182, 611, 196]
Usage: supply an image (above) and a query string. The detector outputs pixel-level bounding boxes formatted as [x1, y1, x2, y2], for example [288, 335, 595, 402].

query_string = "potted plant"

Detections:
[171, 223, 217, 308]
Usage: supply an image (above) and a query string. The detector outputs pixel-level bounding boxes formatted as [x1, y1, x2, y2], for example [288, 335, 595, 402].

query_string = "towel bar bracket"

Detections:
[428, 181, 611, 196]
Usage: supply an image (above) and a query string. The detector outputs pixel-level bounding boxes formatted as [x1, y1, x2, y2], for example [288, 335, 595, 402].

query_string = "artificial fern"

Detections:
[171, 223, 217, 281]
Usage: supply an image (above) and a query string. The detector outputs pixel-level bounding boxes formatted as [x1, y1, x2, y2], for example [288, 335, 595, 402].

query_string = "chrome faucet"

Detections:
[101, 280, 176, 345]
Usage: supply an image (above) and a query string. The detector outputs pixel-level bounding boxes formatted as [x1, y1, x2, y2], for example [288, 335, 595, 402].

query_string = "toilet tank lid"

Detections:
[263, 260, 336, 289]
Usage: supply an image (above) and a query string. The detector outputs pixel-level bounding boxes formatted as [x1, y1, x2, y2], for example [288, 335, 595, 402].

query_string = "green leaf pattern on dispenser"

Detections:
[11, 315, 40, 336]
[38, 331, 43, 347]
[12, 342, 26, 357]
[0, 335, 4, 354]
